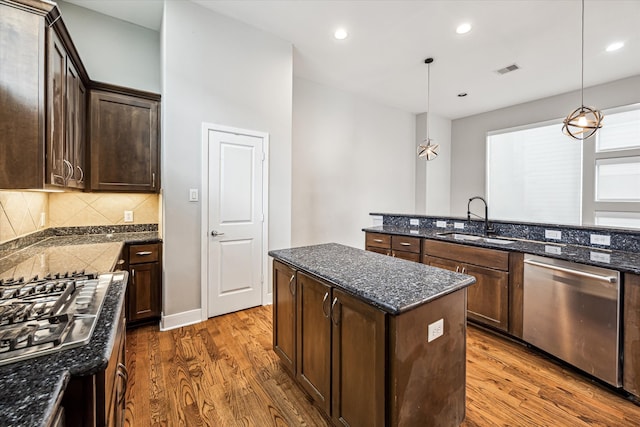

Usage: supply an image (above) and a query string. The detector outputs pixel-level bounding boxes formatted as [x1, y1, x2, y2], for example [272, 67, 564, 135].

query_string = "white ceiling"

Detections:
[64, 0, 640, 119]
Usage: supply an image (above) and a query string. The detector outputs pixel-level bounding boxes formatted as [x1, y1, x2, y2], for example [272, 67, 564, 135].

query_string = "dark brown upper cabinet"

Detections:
[88, 84, 160, 193]
[0, 1, 88, 190]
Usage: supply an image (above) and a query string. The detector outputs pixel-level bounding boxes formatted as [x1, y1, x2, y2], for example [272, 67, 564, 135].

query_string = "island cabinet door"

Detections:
[331, 288, 386, 427]
[273, 261, 297, 375]
[296, 272, 332, 413]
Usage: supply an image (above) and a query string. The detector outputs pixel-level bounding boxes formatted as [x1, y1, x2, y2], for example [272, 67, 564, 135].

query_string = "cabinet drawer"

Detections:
[423, 239, 509, 271]
[366, 233, 391, 249]
[129, 243, 160, 264]
[391, 236, 421, 254]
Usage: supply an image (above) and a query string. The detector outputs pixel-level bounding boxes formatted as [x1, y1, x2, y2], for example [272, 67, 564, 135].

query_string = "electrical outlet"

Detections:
[454, 222, 465, 230]
[545, 229, 562, 240]
[590, 234, 611, 246]
[124, 211, 134, 223]
[436, 220, 447, 228]
[189, 188, 199, 202]
[39, 212, 46, 227]
[409, 218, 420, 226]
[545, 245, 562, 255]
[410, 229, 419, 235]
[428, 319, 444, 342]
[590, 251, 611, 263]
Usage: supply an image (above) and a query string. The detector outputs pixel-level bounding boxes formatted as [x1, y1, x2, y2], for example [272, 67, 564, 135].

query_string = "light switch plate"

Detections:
[428, 319, 444, 342]
[436, 220, 447, 228]
[545, 245, 562, 255]
[409, 218, 420, 226]
[454, 222, 465, 230]
[590, 234, 611, 246]
[39, 212, 46, 227]
[124, 211, 134, 222]
[189, 188, 199, 202]
[545, 229, 562, 240]
[590, 251, 611, 263]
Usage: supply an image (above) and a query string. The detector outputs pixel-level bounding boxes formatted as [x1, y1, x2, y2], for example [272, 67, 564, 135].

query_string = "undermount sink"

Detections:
[436, 232, 515, 245]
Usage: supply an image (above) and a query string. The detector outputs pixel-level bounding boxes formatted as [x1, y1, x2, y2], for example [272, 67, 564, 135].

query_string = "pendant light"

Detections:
[417, 58, 439, 160]
[562, 0, 603, 140]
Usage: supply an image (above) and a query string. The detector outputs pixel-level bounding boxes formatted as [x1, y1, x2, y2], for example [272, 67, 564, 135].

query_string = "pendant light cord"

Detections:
[581, 0, 584, 107]
[426, 60, 431, 141]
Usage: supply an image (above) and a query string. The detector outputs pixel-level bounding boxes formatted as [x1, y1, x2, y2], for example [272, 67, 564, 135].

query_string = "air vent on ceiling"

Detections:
[495, 64, 520, 75]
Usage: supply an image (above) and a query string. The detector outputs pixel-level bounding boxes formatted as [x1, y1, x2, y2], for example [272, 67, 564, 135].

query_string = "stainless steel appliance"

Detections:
[0, 270, 126, 366]
[523, 254, 621, 386]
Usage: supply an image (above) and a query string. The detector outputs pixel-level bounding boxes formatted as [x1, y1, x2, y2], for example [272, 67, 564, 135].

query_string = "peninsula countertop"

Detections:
[269, 243, 476, 315]
[363, 225, 640, 274]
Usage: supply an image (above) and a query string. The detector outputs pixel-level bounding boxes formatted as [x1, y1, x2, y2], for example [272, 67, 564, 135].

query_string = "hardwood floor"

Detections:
[124, 306, 640, 426]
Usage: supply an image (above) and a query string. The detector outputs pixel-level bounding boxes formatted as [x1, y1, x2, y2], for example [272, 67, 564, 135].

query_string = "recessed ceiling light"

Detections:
[334, 28, 348, 40]
[606, 41, 624, 52]
[456, 23, 471, 34]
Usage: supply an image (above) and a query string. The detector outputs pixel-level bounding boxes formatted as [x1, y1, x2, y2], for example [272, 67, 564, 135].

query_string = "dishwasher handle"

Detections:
[523, 258, 617, 283]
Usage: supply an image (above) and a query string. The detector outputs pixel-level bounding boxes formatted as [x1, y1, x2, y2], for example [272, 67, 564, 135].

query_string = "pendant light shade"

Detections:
[417, 58, 439, 160]
[562, 0, 603, 140]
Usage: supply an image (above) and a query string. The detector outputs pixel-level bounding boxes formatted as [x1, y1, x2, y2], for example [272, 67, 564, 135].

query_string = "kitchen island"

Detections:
[269, 243, 476, 427]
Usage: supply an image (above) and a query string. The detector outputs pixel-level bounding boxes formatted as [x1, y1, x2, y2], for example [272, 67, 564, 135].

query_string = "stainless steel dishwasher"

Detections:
[522, 254, 621, 386]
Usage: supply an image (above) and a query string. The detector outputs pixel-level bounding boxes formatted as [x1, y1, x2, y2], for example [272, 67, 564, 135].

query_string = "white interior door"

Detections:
[207, 129, 264, 317]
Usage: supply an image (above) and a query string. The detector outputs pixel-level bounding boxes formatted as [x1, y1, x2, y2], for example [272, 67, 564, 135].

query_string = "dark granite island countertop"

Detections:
[269, 242, 475, 315]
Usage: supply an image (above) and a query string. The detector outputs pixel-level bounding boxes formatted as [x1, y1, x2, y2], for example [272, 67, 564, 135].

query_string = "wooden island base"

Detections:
[273, 256, 469, 427]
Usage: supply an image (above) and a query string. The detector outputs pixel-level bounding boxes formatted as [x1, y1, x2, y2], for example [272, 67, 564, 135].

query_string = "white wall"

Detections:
[292, 78, 415, 249]
[57, 1, 160, 93]
[414, 112, 451, 216]
[450, 74, 640, 216]
[162, 0, 293, 316]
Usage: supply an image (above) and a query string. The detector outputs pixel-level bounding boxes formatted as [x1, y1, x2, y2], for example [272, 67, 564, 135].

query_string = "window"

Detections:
[487, 103, 640, 229]
[487, 121, 582, 225]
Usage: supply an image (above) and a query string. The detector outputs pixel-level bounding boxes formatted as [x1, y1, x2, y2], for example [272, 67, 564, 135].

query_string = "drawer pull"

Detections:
[136, 251, 153, 256]
[399, 242, 412, 246]
[373, 238, 384, 243]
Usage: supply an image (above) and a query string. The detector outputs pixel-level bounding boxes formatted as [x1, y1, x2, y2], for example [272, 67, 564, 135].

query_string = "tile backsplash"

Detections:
[0, 191, 160, 245]
[0, 192, 48, 244]
[49, 193, 159, 227]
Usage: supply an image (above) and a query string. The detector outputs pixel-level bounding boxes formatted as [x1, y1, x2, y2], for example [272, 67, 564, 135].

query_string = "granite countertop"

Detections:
[269, 243, 476, 315]
[0, 231, 161, 280]
[0, 229, 160, 427]
[0, 272, 127, 427]
[363, 225, 640, 275]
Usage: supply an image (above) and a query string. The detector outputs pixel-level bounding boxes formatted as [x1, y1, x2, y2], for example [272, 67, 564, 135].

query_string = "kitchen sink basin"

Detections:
[436, 232, 515, 245]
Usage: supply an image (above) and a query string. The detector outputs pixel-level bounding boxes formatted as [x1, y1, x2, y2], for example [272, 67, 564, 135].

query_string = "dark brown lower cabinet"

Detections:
[126, 243, 162, 327]
[63, 304, 127, 427]
[423, 239, 510, 332]
[273, 262, 467, 426]
[624, 273, 640, 398]
[273, 261, 297, 375]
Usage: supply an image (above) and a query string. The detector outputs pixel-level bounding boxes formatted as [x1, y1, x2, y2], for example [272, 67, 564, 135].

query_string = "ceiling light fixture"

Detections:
[606, 41, 624, 52]
[457, 92, 468, 97]
[334, 28, 348, 40]
[417, 58, 439, 161]
[562, 0, 603, 141]
[456, 23, 471, 34]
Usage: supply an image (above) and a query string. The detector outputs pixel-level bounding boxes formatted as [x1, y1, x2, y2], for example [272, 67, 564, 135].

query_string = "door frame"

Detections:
[200, 123, 270, 321]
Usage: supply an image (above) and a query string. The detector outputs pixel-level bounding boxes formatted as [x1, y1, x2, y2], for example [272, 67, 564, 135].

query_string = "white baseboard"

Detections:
[160, 308, 202, 331]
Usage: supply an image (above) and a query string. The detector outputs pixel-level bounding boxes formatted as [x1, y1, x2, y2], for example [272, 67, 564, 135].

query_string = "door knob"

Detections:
[211, 230, 225, 236]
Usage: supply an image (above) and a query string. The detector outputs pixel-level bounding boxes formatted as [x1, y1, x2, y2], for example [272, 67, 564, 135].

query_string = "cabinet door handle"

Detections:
[386, 250, 391, 256]
[461, 267, 467, 274]
[77, 166, 84, 183]
[322, 292, 330, 318]
[455, 266, 460, 273]
[288, 274, 295, 295]
[152, 172, 156, 188]
[63, 160, 73, 183]
[135, 251, 153, 256]
[117, 363, 129, 406]
[330, 297, 340, 325]
[373, 238, 383, 243]
[131, 268, 135, 283]
[399, 242, 411, 246]
[392, 252, 396, 257]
